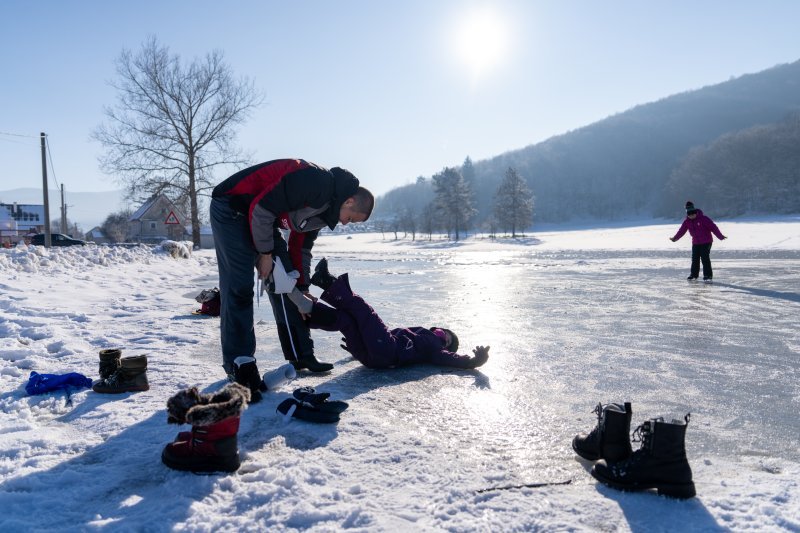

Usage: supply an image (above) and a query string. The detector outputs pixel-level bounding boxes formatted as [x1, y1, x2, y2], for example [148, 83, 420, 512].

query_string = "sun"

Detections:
[451, 6, 511, 81]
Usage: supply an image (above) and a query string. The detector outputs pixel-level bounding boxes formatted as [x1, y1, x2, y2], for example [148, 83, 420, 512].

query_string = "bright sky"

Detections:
[1, 0, 799, 197]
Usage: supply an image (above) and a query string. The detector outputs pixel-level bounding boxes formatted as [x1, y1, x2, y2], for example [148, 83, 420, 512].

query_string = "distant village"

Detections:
[0, 194, 213, 249]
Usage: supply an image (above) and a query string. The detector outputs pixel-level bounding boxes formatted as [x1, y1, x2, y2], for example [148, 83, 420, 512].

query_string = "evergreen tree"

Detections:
[493, 167, 534, 237]
[432, 167, 475, 240]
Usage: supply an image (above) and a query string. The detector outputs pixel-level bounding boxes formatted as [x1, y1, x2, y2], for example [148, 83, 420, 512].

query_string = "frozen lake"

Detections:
[246, 243, 800, 530]
[2, 223, 799, 531]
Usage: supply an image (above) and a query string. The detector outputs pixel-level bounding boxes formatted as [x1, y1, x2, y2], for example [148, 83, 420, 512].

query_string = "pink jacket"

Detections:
[672, 210, 725, 245]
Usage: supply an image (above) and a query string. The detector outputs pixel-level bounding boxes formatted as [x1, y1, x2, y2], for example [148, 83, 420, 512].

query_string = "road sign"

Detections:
[165, 211, 181, 225]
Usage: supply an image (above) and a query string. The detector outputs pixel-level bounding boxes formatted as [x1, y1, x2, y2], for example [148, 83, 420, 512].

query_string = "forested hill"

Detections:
[375, 59, 800, 225]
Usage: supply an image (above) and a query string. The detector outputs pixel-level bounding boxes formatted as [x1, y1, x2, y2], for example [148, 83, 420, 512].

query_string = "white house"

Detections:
[0, 203, 45, 245]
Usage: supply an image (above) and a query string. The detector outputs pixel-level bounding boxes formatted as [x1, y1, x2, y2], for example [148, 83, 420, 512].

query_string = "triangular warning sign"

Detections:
[164, 211, 180, 225]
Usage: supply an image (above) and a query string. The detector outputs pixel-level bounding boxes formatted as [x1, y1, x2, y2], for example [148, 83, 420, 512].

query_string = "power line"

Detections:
[0, 136, 37, 146]
[0, 130, 38, 138]
[45, 135, 60, 190]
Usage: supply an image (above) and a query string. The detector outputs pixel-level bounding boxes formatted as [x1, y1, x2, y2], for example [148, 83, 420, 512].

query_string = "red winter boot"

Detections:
[161, 382, 250, 473]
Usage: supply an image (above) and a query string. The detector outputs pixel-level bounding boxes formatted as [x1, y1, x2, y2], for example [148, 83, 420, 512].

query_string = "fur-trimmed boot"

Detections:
[162, 382, 250, 473]
[98, 348, 122, 380]
[591, 414, 696, 499]
[93, 354, 149, 393]
[572, 402, 633, 462]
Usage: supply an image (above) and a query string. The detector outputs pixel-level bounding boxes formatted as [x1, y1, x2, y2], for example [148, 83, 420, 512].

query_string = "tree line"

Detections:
[377, 59, 800, 226]
[374, 162, 534, 240]
[92, 38, 799, 243]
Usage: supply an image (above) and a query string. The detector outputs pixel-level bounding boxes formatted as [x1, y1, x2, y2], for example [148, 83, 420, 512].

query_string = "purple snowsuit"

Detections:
[671, 209, 725, 244]
[309, 274, 476, 369]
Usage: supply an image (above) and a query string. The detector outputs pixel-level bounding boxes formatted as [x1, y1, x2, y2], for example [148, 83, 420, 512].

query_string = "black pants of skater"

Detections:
[268, 291, 315, 363]
[690, 242, 713, 279]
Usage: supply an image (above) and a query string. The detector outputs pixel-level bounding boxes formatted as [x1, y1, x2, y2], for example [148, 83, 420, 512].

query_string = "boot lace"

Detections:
[101, 369, 123, 387]
[584, 402, 604, 439]
[620, 417, 662, 469]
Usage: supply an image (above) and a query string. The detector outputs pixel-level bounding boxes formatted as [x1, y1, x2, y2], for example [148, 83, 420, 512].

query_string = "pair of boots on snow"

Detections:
[572, 402, 696, 499]
[93, 349, 149, 394]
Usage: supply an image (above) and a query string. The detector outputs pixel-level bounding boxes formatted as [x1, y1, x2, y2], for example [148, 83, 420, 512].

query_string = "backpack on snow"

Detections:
[194, 288, 220, 316]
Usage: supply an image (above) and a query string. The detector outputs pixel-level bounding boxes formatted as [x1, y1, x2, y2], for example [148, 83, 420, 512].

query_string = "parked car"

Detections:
[30, 233, 87, 247]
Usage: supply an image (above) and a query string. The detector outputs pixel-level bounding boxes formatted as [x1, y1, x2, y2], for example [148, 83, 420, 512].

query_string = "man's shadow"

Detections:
[714, 282, 800, 303]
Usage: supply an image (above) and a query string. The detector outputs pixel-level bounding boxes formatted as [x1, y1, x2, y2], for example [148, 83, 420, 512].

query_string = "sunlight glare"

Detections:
[452, 6, 511, 81]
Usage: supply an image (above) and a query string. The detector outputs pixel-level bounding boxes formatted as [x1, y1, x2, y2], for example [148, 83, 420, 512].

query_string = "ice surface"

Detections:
[1, 221, 798, 531]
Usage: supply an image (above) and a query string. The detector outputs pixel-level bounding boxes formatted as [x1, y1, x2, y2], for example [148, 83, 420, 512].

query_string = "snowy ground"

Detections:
[1, 218, 799, 532]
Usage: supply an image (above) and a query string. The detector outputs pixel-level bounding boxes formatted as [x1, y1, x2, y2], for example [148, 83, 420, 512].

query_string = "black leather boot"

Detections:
[291, 354, 334, 373]
[572, 402, 633, 462]
[591, 414, 696, 499]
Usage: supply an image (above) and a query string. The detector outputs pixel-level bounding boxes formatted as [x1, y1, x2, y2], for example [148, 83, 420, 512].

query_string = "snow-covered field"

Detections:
[1, 218, 799, 532]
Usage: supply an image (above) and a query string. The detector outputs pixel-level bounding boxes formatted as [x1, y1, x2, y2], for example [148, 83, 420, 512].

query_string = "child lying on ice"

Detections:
[285, 258, 489, 370]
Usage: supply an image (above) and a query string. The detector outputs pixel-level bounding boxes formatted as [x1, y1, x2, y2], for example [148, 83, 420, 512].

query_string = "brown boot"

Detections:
[93, 354, 150, 393]
[98, 348, 122, 380]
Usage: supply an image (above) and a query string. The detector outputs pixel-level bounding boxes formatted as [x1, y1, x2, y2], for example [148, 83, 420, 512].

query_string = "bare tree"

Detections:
[101, 209, 133, 243]
[94, 36, 263, 247]
[493, 167, 534, 237]
[420, 201, 436, 241]
[397, 206, 417, 241]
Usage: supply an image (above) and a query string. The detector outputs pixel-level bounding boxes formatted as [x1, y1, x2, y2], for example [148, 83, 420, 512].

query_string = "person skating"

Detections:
[285, 258, 489, 370]
[670, 201, 726, 282]
[210, 159, 374, 395]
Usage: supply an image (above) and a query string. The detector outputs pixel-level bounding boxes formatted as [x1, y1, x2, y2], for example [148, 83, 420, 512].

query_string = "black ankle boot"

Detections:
[573, 402, 633, 462]
[233, 356, 266, 403]
[310, 258, 337, 291]
[591, 414, 696, 499]
[291, 354, 334, 373]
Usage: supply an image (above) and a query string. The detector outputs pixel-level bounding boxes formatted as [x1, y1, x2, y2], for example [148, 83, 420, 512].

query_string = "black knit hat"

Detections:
[685, 201, 697, 215]
[432, 327, 459, 352]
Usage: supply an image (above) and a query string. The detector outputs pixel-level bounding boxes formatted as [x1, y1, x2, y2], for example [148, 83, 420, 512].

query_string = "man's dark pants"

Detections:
[210, 196, 258, 375]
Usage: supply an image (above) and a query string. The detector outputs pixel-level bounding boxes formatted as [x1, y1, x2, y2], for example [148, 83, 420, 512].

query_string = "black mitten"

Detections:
[276, 387, 349, 423]
[276, 398, 341, 423]
[293, 386, 349, 414]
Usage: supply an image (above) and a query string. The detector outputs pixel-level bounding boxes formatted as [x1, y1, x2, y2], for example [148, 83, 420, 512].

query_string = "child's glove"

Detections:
[276, 387, 349, 423]
[469, 345, 490, 368]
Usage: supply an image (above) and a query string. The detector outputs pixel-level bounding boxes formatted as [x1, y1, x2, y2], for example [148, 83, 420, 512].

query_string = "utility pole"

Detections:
[40, 132, 51, 247]
[60, 184, 67, 235]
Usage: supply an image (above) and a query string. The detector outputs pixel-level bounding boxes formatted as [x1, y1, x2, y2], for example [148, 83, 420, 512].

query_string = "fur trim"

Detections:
[166, 383, 251, 426]
[166, 387, 203, 424]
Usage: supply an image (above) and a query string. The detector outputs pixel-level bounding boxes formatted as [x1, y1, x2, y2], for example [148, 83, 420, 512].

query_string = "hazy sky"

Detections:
[1, 0, 799, 198]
